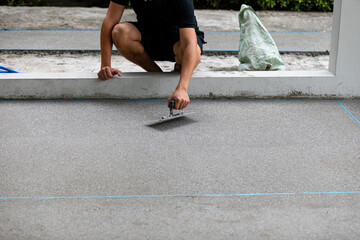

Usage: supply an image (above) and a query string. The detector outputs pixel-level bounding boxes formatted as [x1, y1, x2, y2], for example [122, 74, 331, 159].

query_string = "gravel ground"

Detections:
[0, 52, 330, 73]
[0, 6, 332, 72]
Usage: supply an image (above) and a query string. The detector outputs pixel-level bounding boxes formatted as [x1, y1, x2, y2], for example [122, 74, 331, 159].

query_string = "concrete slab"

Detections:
[1, 196, 359, 239]
[0, 30, 331, 52]
[1, 100, 360, 238]
[338, 100, 360, 124]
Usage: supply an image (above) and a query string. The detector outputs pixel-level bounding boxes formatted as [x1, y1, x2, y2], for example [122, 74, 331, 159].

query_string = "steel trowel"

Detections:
[150, 100, 193, 125]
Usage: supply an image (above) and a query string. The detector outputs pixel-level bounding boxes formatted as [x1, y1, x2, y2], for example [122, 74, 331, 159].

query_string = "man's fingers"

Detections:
[98, 67, 121, 81]
[181, 100, 189, 110]
[169, 91, 190, 110]
[179, 100, 185, 110]
[113, 69, 122, 76]
[174, 99, 187, 110]
[102, 70, 109, 80]
[98, 71, 106, 81]
[106, 68, 113, 78]
[183, 100, 189, 109]
[174, 100, 180, 110]
[182, 100, 190, 110]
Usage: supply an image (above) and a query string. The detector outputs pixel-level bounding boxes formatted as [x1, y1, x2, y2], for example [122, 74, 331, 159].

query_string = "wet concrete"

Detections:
[1, 99, 359, 239]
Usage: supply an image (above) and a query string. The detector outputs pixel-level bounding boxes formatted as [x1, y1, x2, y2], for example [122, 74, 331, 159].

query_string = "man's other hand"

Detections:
[168, 89, 190, 110]
[98, 67, 121, 81]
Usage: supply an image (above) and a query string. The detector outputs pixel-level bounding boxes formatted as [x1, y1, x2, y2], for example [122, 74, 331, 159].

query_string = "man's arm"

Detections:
[98, 2, 125, 80]
[169, 28, 201, 110]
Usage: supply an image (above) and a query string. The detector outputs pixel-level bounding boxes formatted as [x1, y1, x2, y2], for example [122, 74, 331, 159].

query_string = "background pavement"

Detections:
[0, 30, 331, 52]
[0, 8, 333, 32]
[0, 8, 332, 52]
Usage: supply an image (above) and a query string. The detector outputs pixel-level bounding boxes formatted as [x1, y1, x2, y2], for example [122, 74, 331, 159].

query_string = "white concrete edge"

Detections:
[0, 70, 334, 80]
[1, 70, 353, 99]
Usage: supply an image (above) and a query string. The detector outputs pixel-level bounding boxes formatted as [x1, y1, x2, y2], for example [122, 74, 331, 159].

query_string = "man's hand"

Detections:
[168, 89, 190, 110]
[98, 66, 121, 81]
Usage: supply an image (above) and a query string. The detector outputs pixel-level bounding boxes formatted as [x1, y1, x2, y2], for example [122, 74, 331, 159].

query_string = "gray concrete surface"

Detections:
[1, 99, 360, 239]
[0, 30, 331, 52]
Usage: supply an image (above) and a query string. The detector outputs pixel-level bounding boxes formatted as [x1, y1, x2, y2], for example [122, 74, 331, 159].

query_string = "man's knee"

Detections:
[111, 23, 138, 52]
[196, 45, 201, 64]
[112, 24, 127, 45]
[174, 42, 201, 65]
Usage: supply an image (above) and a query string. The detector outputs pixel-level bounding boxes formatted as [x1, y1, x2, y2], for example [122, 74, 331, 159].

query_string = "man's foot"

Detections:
[172, 63, 182, 72]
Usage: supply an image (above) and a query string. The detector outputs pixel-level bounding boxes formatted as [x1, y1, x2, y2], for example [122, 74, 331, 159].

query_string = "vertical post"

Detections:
[335, 0, 360, 75]
[330, 0, 360, 96]
[328, 0, 341, 74]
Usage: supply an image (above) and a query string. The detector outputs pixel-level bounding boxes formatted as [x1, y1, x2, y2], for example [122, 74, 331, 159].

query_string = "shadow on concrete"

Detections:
[146, 116, 197, 131]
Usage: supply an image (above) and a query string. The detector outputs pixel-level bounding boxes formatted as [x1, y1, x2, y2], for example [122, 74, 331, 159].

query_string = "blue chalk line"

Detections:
[1, 191, 360, 200]
[337, 101, 360, 125]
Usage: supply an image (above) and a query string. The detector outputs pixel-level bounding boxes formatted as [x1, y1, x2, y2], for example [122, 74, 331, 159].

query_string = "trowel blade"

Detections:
[149, 111, 195, 125]
[161, 112, 185, 121]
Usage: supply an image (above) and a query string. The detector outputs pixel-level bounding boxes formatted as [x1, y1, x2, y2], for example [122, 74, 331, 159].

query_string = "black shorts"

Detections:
[129, 22, 204, 62]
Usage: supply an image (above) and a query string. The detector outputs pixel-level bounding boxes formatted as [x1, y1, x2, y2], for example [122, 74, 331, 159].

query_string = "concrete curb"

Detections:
[2, 71, 357, 100]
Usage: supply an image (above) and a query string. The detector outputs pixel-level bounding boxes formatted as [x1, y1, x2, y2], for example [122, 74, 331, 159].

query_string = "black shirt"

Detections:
[111, 0, 204, 40]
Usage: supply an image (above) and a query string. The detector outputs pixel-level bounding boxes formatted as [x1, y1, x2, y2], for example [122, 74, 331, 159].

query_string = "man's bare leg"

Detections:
[112, 23, 162, 72]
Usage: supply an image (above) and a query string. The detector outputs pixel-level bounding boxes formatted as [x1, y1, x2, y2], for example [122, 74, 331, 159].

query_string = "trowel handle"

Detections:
[168, 100, 175, 115]
[168, 100, 175, 109]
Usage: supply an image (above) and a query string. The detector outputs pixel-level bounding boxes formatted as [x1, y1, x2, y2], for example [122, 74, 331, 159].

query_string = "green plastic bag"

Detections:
[238, 4, 286, 71]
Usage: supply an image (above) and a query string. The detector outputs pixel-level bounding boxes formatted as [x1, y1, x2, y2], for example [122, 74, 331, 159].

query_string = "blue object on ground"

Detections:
[0, 66, 19, 73]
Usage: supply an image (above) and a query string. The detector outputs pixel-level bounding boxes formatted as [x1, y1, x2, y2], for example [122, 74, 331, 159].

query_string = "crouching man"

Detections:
[97, 0, 205, 110]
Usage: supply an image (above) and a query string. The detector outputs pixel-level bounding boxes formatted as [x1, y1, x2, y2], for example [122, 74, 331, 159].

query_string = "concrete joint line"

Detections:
[2, 191, 360, 201]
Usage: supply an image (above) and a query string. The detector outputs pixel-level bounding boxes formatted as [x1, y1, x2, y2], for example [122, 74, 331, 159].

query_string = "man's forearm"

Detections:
[177, 42, 200, 92]
[100, 17, 116, 68]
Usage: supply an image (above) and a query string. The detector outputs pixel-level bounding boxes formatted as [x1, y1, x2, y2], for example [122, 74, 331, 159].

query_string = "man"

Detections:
[97, 0, 205, 110]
